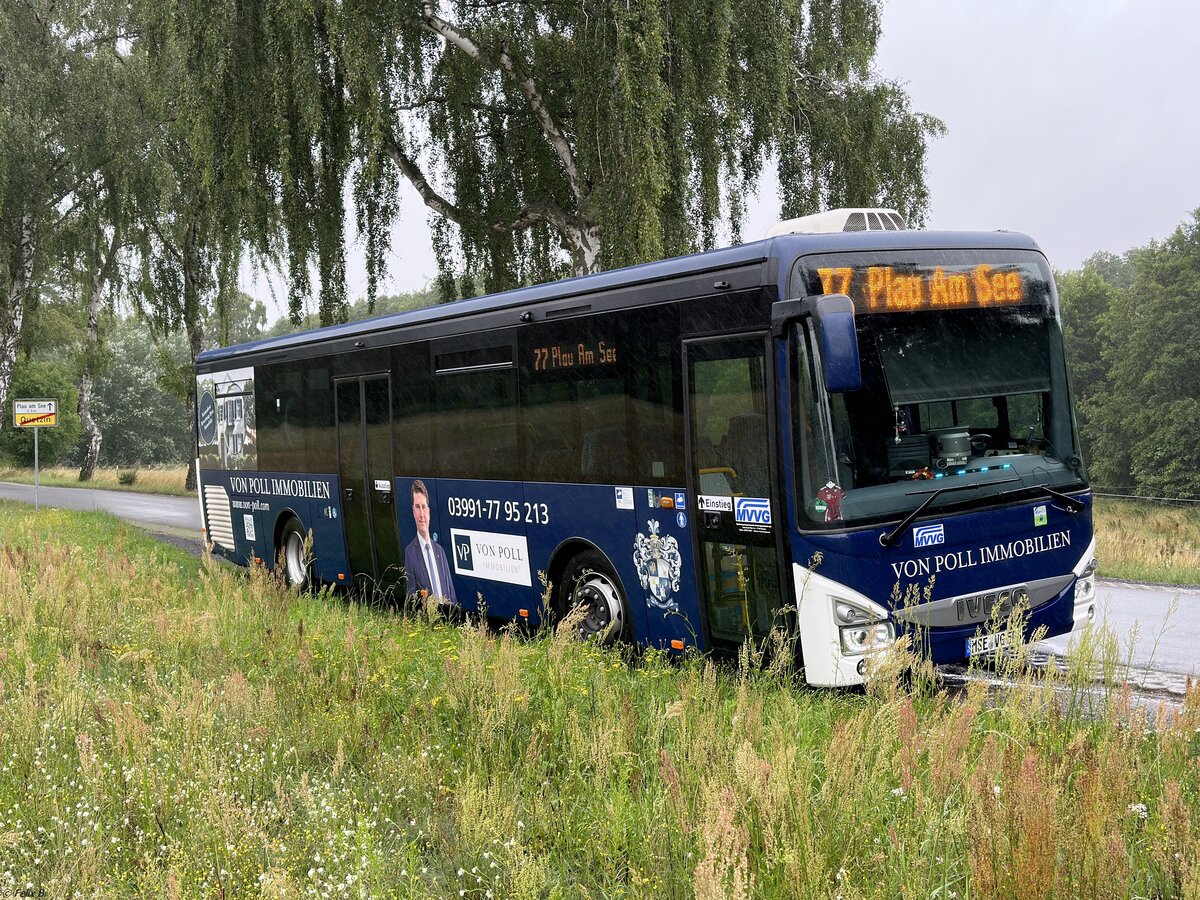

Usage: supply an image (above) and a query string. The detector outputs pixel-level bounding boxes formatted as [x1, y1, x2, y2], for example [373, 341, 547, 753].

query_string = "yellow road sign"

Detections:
[14, 399, 57, 428]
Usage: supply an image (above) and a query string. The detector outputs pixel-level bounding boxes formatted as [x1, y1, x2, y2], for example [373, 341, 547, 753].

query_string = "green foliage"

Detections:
[263, 285, 439, 337]
[1058, 208, 1200, 498]
[0, 361, 82, 466]
[1096, 212, 1200, 497]
[363, 0, 941, 293]
[87, 317, 192, 467]
[204, 290, 268, 349]
[0, 0, 145, 419]
[1057, 267, 1119, 468]
[154, 0, 941, 311]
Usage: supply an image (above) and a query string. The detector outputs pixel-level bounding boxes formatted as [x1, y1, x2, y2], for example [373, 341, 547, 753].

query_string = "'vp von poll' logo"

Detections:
[913, 523, 945, 548]
[734, 497, 772, 526]
[454, 534, 474, 571]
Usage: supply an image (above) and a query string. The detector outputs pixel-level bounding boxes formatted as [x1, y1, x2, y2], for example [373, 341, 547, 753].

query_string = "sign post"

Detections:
[13, 399, 58, 511]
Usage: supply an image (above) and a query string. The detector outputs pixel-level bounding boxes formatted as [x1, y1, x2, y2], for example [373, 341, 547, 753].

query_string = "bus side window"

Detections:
[520, 318, 633, 486]
[434, 363, 518, 481]
[303, 365, 335, 474]
[628, 308, 682, 485]
[393, 342, 432, 473]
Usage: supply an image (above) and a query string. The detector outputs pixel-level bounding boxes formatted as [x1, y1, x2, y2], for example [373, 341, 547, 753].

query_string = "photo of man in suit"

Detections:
[404, 479, 458, 604]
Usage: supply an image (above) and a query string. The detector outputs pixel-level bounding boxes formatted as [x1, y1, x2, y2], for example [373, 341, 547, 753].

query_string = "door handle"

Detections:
[345, 487, 354, 501]
[379, 491, 392, 505]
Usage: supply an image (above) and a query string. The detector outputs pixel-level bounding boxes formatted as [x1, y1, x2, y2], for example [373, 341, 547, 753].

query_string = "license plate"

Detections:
[966, 630, 1013, 657]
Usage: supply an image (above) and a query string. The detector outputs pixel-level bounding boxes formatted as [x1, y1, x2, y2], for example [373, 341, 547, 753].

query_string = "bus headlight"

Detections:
[840, 622, 895, 655]
[833, 597, 894, 655]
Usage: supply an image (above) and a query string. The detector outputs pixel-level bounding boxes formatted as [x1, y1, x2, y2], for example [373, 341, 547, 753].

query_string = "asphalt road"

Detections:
[1037, 580, 1200, 688]
[0, 480, 200, 532]
[3, 480, 1197, 686]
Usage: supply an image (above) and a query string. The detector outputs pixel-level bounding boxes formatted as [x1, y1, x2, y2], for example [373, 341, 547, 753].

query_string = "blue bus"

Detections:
[194, 210, 1096, 686]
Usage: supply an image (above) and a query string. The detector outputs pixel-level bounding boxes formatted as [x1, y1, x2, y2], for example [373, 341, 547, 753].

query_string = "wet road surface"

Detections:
[0, 480, 200, 533]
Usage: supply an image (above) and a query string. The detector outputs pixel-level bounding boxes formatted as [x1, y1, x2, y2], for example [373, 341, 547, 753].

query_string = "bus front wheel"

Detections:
[560, 551, 628, 645]
[279, 518, 311, 590]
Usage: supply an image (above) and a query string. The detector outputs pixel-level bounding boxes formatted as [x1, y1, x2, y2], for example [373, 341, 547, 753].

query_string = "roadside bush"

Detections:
[0, 360, 82, 466]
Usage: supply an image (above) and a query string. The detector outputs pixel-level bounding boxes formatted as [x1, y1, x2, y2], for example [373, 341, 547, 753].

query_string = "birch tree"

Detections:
[155, 0, 941, 310]
[0, 0, 71, 433]
[343, 0, 943, 298]
[0, 0, 139, 466]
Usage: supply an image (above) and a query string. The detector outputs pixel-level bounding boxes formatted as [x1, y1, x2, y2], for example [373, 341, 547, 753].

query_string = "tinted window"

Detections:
[434, 357, 518, 481]
[521, 315, 630, 484]
[305, 365, 336, 473]
[253, 362, 334, 474]
[394, 342, 432, 473]
[520, 306, 681, 486]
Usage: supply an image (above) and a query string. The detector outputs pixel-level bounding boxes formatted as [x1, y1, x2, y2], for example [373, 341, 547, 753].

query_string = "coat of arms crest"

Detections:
[633, 519, 682, 611]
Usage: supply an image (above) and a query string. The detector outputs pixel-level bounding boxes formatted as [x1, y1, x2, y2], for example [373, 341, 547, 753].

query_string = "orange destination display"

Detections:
[817, 263, 1027, 313]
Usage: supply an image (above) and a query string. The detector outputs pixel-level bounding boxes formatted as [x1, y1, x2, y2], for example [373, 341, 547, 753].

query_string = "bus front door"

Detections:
[685, 335, 783, 647]
[336, 375, 403, 592]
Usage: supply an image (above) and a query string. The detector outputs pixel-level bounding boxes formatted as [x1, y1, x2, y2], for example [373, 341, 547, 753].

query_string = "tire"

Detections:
[558, 550, 629, 645]
[279, 517, 311, 590]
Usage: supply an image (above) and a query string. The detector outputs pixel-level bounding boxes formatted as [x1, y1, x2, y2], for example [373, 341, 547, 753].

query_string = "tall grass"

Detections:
[0, 465, 191, 496]
[1094, 498, 1200, 584]
[1, 501, 1199, 896]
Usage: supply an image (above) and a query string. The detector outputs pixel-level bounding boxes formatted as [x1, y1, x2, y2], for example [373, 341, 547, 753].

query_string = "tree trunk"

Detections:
[77, 227, 109, 481]
[566, 223, 602, 276]
[183, 220, 203, 493]
[0, 212, 35, 434]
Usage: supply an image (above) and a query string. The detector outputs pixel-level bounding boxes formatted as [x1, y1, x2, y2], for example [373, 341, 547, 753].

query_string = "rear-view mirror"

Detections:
[772, 294, 862, 393]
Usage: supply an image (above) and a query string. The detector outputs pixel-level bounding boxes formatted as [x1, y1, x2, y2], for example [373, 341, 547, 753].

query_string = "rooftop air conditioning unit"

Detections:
[766, 207, 908, 237]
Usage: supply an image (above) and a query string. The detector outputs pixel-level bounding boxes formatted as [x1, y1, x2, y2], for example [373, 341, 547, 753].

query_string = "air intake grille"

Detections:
[843, 212, 867, 231]
[203, 484, 236, 549]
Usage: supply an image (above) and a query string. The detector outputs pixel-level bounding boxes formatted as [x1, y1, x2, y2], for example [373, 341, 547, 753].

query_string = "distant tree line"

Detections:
[1058, 207, 1200, 500]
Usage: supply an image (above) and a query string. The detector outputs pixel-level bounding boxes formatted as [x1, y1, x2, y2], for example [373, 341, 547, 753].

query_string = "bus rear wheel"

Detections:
[279, 518, 311, 590]
[560, 551, 628, 645]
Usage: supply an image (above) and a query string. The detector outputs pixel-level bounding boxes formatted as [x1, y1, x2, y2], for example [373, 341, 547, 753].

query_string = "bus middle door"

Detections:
[336, 374, 403, 592]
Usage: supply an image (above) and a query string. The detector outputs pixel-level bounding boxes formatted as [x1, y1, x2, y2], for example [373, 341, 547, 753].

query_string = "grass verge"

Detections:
[1, 501, 1199, 896]
[0, 465, 191, 497]
[1094, 498, 1200, 585]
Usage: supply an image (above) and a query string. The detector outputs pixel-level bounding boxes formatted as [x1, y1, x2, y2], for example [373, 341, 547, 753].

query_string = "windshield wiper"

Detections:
[879, 476, 1021, 548]
[998, 484, 1086, 514]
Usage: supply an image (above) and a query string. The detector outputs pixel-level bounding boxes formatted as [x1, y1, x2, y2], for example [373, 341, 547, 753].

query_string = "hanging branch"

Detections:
[418, 5, 586, 204]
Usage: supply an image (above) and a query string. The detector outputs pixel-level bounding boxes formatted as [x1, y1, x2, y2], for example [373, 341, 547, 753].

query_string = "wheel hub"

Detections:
[285, 531, 307, 586]
[575, 574, 623, 642]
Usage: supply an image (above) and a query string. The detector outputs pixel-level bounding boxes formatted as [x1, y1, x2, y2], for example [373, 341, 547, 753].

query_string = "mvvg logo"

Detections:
[734, 497, 772, 526]
[913, 523, 945, 548]
[454, 533, 474, 571]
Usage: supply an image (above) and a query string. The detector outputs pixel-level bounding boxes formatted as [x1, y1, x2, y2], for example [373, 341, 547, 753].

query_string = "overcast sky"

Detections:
[243, 0, 1200, 314]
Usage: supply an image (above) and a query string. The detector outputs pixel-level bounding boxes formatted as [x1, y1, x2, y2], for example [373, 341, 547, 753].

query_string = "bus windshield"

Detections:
[792, 249, 1086, 526]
